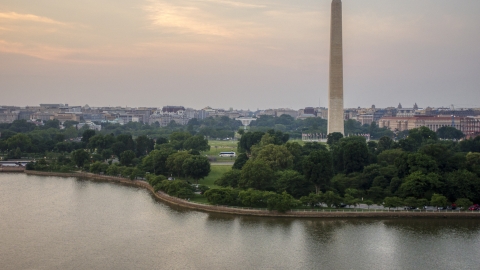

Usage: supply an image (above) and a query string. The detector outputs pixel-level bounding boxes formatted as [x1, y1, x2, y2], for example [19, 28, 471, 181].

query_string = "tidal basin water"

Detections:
[1, 173, 480, 270]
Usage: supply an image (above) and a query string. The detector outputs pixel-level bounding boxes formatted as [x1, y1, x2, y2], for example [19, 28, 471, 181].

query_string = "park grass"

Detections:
[190, 164, 231, 204]
[199, 164, 231, 188]
[204, 140, 239, 162]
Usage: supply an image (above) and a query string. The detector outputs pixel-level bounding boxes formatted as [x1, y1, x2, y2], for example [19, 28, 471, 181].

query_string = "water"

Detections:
[1, 173, 479, 270]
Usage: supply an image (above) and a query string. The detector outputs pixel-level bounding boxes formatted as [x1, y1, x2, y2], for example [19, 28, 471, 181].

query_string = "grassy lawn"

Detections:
[204, 140, 239, 162]
[190, 164, 231, 204]
[199, 164, 231, 188]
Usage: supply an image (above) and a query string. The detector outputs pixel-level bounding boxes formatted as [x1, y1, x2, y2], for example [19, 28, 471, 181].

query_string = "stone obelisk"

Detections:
[327, 0, 344, 135]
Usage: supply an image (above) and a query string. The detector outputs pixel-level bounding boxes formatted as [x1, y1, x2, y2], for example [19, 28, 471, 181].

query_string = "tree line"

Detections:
[206, 127, 480, 211]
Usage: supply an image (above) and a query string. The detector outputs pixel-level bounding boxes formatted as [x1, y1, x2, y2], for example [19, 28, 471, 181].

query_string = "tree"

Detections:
[403, 197, 417, 209]
[367, 186, 386, 204]
[398, 126, 438, 152]
[377, 149, 404, 166]
[166, 152, 192, 177]
[63, 120, 79, 128]
[135, 135, 155, 157]
[331, 136, 369, 174]
[119, 150, 136, 166]
[106, 164, 122, 176]
[237, 131, 264, 153]
[204, 188, 238, 205]
[88, 134, 115, 152]
[215, 169, 242, 187]
[458, 136, 480, 152]
[169, 131, 192, 150]
[158, 180, 194, 198]
[81, 129, 96, 143]
[377, 136, 394, 154]
[239, 159, 275, 190]
[323, 191, 342, 208]
[407, 153, 438, 174]
[300, 192, 323, 208]
[364, 200, 374, 209]
[142, 149, 175, 175]
[383, 197, 404, 210]
[44, 119, 60, 129]
[232, 153, 249, 170]
[285, 141, 304, 172]
[255, 144, 294, 171]
[466, 152, 480, 176]
[437, 126, 464, 140]
[183, 135, 210, 152]
[266, 191, 298, 212]
[455, 198, 473, 211]
[116, 134, 136, 152]
[6, 134, 32, 152]
[399, 172, 442, 199]
[444, 169, 480, 202]
[343, 194, 359, 208]
[182, 155, 211, 184]
[101, 149, 113, 161]
[383, 197, 399, 209]
[90, 161, 108, 174]
[430, 193, 448, 209]
[302, 142, 327, 156]
[327, 132, 343, 146]
[7, 147, 22, 159]
[63, 127, 79, 139]
[71, 149, 90, 168]
[238, 189, 268, 207]
[303, 150, 334, 193]
[274, 170, 313, 198]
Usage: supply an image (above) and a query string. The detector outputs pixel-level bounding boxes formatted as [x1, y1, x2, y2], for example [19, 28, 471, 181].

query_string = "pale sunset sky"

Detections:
[1, 0, 479, 109]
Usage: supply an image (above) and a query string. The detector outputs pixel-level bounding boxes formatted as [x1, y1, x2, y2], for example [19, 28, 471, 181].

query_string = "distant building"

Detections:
[76, 121, 101, 131]
[53, 113, 81, 123]
[0, 111, 19, 123]
[378, 115, 480, 135]
[162, 106, 185, 114]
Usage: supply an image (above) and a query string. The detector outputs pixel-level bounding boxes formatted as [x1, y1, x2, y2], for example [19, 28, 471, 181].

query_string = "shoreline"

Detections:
[24, 170, 480, 219]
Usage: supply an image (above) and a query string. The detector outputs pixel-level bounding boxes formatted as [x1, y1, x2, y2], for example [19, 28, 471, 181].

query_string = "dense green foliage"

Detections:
[208, 127, 480, 211]
[3, 117, 479, 212]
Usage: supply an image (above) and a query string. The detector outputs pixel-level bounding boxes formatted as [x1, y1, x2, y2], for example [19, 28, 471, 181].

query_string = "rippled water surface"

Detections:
[1, 173, 479, 270]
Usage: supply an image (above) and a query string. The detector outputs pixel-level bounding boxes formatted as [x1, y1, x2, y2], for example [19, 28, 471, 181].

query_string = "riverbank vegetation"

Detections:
[2, 118, 480, 213]
[205, 127, 480, 212]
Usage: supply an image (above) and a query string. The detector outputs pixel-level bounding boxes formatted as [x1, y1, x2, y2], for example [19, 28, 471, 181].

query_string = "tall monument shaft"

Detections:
[327, 0, 344, 135]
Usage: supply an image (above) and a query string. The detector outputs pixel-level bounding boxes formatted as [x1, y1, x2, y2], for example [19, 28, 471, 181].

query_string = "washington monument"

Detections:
[327, 0, 344, 135]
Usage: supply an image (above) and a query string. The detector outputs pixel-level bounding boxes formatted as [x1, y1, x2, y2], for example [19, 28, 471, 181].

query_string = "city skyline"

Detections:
[1, 0, 480, 109]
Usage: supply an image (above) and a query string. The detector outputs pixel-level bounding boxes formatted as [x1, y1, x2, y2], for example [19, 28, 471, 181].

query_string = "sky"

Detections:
[1, 0, 480, 110]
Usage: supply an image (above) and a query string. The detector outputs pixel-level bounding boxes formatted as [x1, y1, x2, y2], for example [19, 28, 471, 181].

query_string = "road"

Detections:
[210, 162, 234, 166]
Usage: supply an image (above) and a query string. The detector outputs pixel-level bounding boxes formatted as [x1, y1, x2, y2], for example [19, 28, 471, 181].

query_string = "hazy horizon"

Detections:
[1, 0, 479, 109]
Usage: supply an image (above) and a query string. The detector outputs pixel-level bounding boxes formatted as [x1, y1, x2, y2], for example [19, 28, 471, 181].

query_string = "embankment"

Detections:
[0, 167, 25, 172]
[24, 170, 480, 219]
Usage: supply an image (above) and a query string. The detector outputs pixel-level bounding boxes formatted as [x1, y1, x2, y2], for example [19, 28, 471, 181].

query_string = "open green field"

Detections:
[190, 164, 231, 203]
[204, 140, 238, 162]
[199, 164, 231, 188]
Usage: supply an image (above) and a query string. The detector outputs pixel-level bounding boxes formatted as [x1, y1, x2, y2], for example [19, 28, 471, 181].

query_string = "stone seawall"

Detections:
[0, 167, 25, 172]
[24, 171, 480, 219]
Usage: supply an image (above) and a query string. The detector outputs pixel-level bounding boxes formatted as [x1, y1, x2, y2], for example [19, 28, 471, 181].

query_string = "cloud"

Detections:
[143, 1, 232, 37]
[0, 39, 72, 60]
[195, 0, 266, 9]
[0, 11, 66, 25]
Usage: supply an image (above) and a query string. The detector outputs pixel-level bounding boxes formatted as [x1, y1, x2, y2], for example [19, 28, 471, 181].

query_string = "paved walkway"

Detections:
[210, 162, 234, 166]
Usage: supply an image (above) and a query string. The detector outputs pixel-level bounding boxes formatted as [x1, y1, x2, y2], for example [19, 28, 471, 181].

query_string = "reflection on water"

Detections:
[1, 173, 480, 270]
[384, 218, 480, 236]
